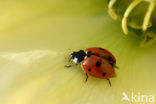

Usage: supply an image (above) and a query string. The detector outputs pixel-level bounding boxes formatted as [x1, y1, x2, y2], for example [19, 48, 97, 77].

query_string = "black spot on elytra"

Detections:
[102, 72, 107, 77]
[99, 48, 104, 50]
[96, 61, 101, 67]
[88, 68, 92, 71]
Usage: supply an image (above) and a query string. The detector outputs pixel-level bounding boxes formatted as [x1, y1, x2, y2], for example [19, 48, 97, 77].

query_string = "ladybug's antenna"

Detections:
[64, 48, 72, 59]
[64, 48, 73, 67]
[107, 79, 111, 86]
[68, 58, 71, 62]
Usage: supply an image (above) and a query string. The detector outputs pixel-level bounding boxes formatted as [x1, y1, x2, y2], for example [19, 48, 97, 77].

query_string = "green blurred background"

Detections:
[0, 0, 156, 104]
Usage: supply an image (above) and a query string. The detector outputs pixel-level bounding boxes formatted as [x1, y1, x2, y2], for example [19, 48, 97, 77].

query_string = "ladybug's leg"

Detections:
[107, 79, 111, 86]
[113, 64, 119, 69]
[64, 63, 78, 68]
[64, 65, 72, 68]
[85, 73, 88, 83]
[64, 54, 73, 68]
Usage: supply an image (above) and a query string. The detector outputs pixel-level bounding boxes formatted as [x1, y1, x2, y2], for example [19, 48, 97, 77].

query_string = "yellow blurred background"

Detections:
[0, 0, 156, 104]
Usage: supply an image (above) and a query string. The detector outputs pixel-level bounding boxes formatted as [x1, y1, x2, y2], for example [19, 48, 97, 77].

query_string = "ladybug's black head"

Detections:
[70, 50, 86, 64]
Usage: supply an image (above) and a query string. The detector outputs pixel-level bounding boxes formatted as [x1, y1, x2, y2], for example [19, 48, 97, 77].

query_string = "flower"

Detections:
[0, 0, 156, 104]
[108, 0, 156, 47]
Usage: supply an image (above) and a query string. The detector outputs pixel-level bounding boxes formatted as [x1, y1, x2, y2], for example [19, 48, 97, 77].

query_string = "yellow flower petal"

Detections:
[0, 1, 156, 104]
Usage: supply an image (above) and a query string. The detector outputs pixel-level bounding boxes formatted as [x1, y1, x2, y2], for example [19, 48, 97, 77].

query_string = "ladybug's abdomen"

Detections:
[81, 55, 114, 79]
[85, 47, 116, 64]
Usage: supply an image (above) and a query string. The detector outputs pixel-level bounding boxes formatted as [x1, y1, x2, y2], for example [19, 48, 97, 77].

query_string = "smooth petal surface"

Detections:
[0, 0, 156, 104]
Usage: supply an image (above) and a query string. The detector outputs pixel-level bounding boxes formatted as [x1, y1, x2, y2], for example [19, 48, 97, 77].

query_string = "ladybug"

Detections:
[85, 47, 116, 67]
[65, 47, 117, 86]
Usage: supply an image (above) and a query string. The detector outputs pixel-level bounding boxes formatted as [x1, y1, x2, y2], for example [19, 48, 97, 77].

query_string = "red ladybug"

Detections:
[85, 47, 116, 67]
[65, 47, 117, 86]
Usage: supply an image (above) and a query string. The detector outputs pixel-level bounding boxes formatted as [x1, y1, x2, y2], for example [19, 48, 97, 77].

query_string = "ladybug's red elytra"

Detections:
[65, 47, 117, 86]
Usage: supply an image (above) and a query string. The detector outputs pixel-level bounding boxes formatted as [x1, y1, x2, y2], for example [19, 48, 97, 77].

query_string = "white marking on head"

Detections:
[73, 58, 78, 64]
